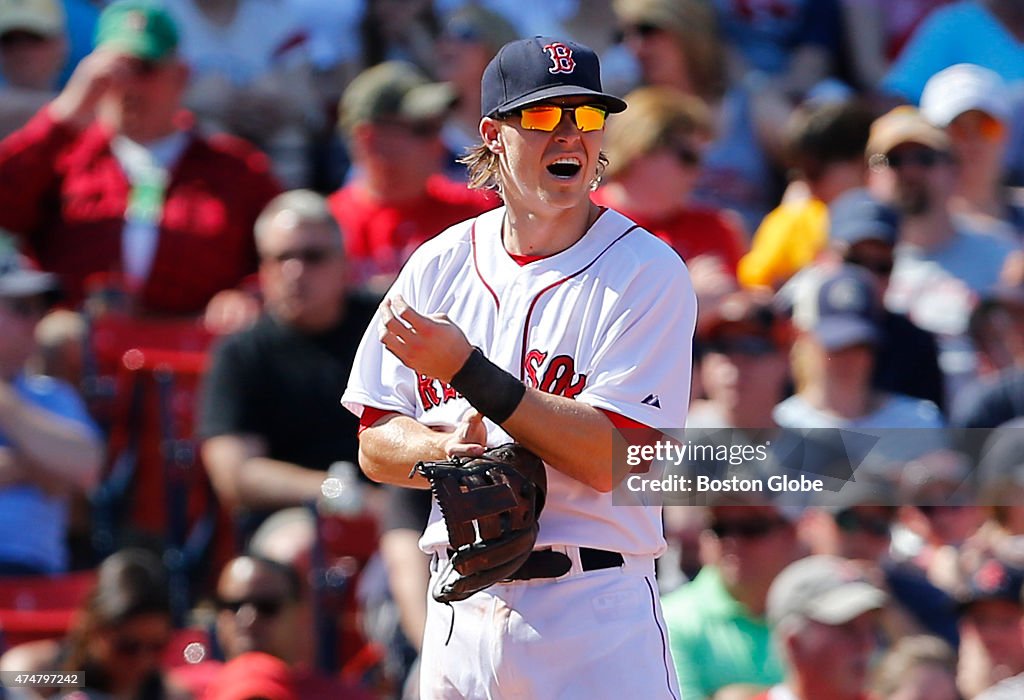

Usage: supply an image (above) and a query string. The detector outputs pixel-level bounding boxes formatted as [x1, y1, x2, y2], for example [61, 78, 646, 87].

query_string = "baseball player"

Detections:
[343, 37, 695, 699]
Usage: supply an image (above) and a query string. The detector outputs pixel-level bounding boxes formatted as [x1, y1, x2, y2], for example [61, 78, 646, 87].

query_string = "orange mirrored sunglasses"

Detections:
[515, 104, 608, 132]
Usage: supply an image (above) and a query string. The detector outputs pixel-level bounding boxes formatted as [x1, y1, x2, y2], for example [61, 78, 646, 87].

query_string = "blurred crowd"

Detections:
[2, 0, 1024, 697]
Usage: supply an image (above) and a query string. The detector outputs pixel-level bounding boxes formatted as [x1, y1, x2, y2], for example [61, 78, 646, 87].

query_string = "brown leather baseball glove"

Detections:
[416, 443, 547, 603]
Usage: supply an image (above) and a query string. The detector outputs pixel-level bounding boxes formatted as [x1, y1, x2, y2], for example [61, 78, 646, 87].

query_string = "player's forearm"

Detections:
[358, 415, 442, 488]
[501, 389, 619, 493]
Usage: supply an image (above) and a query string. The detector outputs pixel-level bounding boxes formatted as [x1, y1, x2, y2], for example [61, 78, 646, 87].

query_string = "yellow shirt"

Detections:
[737, 198, 828, 289]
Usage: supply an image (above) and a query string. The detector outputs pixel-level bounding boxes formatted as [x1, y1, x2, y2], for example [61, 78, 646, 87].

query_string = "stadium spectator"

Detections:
[711, 0, 841, 100]
[956, 558, 1024, 698]
[0, 0, 66, 138]
[0, 237, 101, 575]
[434, 0, 582, 39]
[0, 0, 281, 316]
[373, 485, 433, 696]
[919, 63, 1023, 238]
[895, 451, 987, 594]
[815, 188, 945, 409]
[328, 61, 495, 296]
[754, 554, 888, 700]
[971, 420, 1024, 566]
[202, 651, 299, 700]
[284, 0, 362, 106]
[165, 0, 323, 188]
[738, 99, 875, 291]
[662, 495, 800, 699]
[595, 86, 748, 332]
[954, 287, 1024, 428]
[170, 553, 375, 698]
[881, 0, 1024, 105]
[198, 190, 375, 531]
[0, 548, 188, 699]
[775, 264, 945, 435]
[868, 107, 1021, 404]
[358, 0, 440, 76]
[687, 290, 789, 430]
[975, 567, 1024, 700]
[435, 4, 519, 177]
[879, 0, 1024, 187]
[840, 0, 953, 93]
[213, 555, 306, 665]
[870, 634, 960, 700]
[612, 0, 785, 234]
[801, 481, 960, 647]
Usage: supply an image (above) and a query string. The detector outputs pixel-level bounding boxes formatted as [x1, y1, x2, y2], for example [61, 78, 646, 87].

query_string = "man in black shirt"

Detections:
[198, 190, 374, 528]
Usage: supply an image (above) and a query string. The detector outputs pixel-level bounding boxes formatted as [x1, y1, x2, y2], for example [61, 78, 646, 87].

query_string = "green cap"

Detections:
[94, 0, 178, 61]
[339, 61, 457, 134]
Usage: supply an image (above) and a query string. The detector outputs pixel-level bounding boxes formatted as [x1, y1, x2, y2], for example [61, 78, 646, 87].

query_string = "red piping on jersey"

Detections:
[470, 218, 501, 311]
[518, 225, 641, 381]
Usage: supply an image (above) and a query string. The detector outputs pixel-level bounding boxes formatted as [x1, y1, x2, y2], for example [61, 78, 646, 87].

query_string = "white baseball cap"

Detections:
[0, 0, 65, 38]
[920, 63, 1011, 127]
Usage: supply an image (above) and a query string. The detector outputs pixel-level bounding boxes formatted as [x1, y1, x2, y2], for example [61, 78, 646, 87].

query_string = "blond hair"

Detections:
[603, 86, 713, 181]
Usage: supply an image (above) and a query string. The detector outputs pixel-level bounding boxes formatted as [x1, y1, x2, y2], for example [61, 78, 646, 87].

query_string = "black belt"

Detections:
[505, 547, 624, 581]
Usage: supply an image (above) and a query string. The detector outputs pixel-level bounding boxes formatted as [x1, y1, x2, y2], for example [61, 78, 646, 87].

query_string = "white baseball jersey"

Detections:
[343, 205, 696, 557]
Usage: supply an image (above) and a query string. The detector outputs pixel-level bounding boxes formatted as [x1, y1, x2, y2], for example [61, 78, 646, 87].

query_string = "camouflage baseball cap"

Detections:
[339, 61, 457, 133]
[767, 555, 887, 627]
[94, 0, 178, 61]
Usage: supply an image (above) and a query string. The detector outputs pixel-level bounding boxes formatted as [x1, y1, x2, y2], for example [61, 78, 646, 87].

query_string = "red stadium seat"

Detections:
[84, 314, 231, 621]
[310, 511, 380, 676]
[0, 571, 97, 650]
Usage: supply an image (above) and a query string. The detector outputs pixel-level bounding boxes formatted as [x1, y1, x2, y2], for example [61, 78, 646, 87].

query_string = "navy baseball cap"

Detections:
[481, 36, 628, 118]
[792, 265, 882, 350]
[960, 558, 1024, 611]
[828, 189, 899, 248]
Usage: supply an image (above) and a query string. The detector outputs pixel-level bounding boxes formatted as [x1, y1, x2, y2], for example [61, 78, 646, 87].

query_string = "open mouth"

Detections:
[546, 157, 583, 179]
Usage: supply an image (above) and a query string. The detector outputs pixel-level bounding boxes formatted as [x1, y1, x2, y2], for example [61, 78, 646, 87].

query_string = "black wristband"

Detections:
[450, 348, 526, 424]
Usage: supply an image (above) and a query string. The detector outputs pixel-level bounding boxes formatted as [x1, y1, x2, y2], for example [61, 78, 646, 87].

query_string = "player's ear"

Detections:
[480, 118, 503, 154]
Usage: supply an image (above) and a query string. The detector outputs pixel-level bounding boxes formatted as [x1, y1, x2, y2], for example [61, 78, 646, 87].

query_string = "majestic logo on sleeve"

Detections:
[641, 394, 661, 409]
[524, 350, 586, 398]
[543, 43, 576, 74]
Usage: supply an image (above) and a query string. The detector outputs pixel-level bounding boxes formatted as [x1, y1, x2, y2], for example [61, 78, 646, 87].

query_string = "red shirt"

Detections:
[0, 108, 281, 313]
[328, 175, 496, 289]
[590, 193, 746, 274]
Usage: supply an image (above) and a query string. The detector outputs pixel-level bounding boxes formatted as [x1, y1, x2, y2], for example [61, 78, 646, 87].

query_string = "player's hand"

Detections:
[442, 410, 487, 459]
[378, 295, 473, 383]
[49, 49, 132, 129]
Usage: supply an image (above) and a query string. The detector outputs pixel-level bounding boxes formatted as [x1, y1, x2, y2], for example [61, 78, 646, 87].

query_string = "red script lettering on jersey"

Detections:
[416, 352, 587, 411]
[524, 350, 587, 398]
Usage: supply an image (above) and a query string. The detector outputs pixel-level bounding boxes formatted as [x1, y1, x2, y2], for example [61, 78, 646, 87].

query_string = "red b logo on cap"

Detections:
[543, 43, 576, 74]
